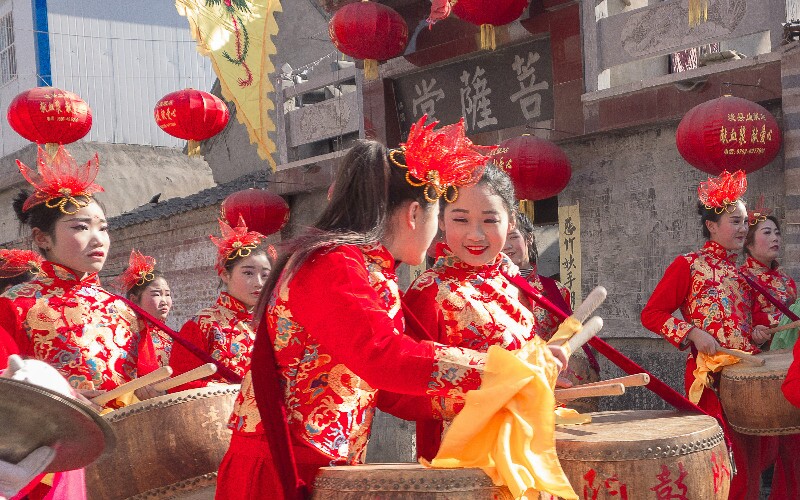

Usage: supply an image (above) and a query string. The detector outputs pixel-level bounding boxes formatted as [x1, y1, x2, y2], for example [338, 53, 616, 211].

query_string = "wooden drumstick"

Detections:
[763, 320, 800, 337]
[579, 373, 650, 389]
[715, 347, 766, 367]
[91, 366, 173, 406]
[151, 363, 218, 392]
[563, 316, 604, 358]
[555, 382, 625, 401]
[571, 286, 608, 325]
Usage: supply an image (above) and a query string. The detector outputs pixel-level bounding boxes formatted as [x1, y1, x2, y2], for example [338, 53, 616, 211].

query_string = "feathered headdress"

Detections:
[748, 195, 772, 226]
[388, 115, 496, 203]
[210, 216, 265, 275]
[115, 250, 157, 292]
[0, 249, 44, 279]
[16, 145, 104, 214]
[698, 170, 748, 214]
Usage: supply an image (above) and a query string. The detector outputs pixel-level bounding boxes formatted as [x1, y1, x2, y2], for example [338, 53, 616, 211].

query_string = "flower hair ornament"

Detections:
[16, 145, 104, 215]
[210, 216, 265, 275]
[747, 195, 772, 226]
[388, 115, 496, 203]
[0, 249, 44, 279]
[115, 250, 157, 292]
[697, 170, 748, 215]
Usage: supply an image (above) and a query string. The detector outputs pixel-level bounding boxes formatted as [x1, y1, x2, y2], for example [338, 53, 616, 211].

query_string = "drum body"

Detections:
[85, 384, 239, 500]
[719, 349, 800, 435]
[561, 353, 601, 413]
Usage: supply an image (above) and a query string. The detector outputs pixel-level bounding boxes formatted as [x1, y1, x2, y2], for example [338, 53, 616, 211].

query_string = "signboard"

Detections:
[558, 203, 581, 309]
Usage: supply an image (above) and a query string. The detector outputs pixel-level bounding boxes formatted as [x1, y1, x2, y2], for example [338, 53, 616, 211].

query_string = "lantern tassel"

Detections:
[363, 59, 379, 81]
[688, 0, 708, 27]
[519, 200, 535, 221]
[480, 24, 496, 51]
[188, 140, 201, 157]
[44, 143, 59, 158]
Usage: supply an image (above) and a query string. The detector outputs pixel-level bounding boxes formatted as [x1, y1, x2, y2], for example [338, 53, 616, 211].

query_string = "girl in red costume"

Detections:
[215, 118, 567, 499]
[641, 170, 770, 500]
[168, 218, 270, 390]
[739, 204, 799, 500]
[116, 249, 174, 366]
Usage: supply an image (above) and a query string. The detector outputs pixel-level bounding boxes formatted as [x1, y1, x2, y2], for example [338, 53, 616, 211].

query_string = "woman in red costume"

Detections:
[739, 204, 799, 500]
[168, 218, 270, 391]
[215, 117, 567, 499]
[641, 170, 770, 500]
[116, 249, 174, 366]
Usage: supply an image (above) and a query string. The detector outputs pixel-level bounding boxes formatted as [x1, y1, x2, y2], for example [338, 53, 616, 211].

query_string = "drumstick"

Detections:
[564, 316, 604, 358]
[91, 366, 173, 406]
[151, 363, 218, 392]
[578, 373, 650, 389]
[715, 347, 766, 366]
[763, 320, 800, 337]
[571, 286, 608, 325]
[555, 382, 625, 401]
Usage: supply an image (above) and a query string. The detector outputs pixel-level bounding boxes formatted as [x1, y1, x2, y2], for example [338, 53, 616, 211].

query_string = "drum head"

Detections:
[0, 378, 115, 472]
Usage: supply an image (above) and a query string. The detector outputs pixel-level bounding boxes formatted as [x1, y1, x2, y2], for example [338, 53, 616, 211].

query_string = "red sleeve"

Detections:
[135, 321, 159, 377]
[641, 256, 695, 348]
[167, 319, 208, 392]
[0, 328, 17, 366]
[783, 340, 800, 408]
[402, 275, 445, 343]
[0, 296, 30, 356]
[290, 247, 484, 398]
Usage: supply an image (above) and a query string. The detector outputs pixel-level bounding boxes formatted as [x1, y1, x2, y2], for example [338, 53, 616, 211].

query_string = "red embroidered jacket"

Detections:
[150, 327, 173, 367]
[0, 261, 158, 390]
[228, 243, 485, 464]
[740, 256, 797, 328]
[169, 292, 254, 391]
[641, 241, 758, 353]
[525, 268, 571, 341]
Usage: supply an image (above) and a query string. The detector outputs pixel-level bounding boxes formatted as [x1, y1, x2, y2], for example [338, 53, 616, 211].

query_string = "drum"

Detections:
[561, 353, 601, 413]
[719, 349, 800, 435]
[85, 384, 239, 500]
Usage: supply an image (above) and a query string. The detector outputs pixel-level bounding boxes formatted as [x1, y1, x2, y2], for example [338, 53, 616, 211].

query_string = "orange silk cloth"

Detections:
[429, 341, 577, 500]
[689, 351, 743, 404]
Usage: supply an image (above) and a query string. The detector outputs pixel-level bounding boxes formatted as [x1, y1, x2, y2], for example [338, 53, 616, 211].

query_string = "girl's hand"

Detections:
[547, 345, 568, 373]
[687, 328, 719, 355]
[751, 325, 771, 346]
[555, 374, 573, 388]
[134, 384, 165, 401]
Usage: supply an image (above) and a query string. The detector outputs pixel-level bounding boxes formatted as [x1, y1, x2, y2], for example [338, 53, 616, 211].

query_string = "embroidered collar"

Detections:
[217, 291, 250, 316]
[702, 240, 738, 264]
[41, 260, 100, 286]
[432, 243, 514, 279]
[361, 242, 396, 274]
[744, 255, 780, 274]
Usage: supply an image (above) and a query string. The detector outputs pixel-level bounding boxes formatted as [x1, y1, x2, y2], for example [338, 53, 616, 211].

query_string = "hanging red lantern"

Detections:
[7, 87, 92, 148]
[329, 1, 408, 81]
[155, 89, 229, 156]
[676, 95, 781, 176]
[452, 0, 529, 50]
[221, 189, 289, 237]
[496, 134, 572, 200]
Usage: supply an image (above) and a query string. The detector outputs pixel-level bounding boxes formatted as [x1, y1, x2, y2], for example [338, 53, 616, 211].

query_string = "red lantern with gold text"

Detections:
[452, 0, 529, 50]
[7, 87, 92, 154]
[221, 189, 289, 237]
[155, 89, 229, 156]
[676, 95, 781, 176]
[496, 134, 572, 201]
[329, 1, 408, 81]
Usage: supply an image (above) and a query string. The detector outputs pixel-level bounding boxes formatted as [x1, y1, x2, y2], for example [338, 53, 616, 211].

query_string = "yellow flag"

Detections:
[176, 0, 281, 169]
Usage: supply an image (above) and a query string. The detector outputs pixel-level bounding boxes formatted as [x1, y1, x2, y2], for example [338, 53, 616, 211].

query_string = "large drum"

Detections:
[719, 349, 800, 435]
[85, 384, 239, 500]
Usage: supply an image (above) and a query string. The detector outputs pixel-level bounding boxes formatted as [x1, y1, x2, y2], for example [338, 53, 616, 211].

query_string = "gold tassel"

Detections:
[688, 0, 708, 27]
[188, 139, 201, 157]
[44, 143, 59, 157]
[363, 59, 378, 81]
[479, 24, 496, 51]
[519, 199, 535, 221]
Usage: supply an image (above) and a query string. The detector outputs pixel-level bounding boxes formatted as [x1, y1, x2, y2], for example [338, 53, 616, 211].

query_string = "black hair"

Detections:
[0, 270, 38, 294]
[474, 163, 518, 219]
[514, 212, 538, 265]
[126, 270, 168, 302]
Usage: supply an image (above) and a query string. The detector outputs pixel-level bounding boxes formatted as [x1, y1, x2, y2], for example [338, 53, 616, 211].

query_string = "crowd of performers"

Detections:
[1, 115, 800, 500]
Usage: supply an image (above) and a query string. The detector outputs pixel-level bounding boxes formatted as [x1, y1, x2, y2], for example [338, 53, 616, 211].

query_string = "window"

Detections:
[0, 11, 15, 85]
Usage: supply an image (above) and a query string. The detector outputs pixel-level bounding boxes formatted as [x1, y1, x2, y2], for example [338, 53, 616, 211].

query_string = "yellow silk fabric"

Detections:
[99, 392, 140, 415]
[429, 342, 577, 500]
[546, 316, 582, 346]
[554, 407, 592, 425]
[689, 352, 742, 404]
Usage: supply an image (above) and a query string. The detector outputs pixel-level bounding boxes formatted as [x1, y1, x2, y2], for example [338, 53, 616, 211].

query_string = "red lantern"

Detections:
[221, 189, 289, 237]
[496, 135, 572, 200]
[676, 95, 781, 175]
[7, 87, 92, 145]
[452, 0, 529, 50]
[155, 89, 229, 156]
[329, 1, 408, 80]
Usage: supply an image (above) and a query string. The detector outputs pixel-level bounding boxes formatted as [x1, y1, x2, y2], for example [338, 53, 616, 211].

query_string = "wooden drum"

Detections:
[554, 410, 730, 499]
[85, 384, 239, 500]
[719, 349, 800, 435]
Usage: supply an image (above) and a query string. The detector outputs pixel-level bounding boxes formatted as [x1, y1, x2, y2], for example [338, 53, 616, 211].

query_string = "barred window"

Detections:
[0, 12, 15, 85]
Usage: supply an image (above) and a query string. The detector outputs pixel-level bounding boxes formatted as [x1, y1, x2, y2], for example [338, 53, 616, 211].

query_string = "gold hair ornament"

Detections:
[389, 148, 459, 203]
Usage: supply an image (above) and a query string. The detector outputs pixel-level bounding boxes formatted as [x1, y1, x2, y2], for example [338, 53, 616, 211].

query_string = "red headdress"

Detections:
[0, 249, 44, 279]
[697, 170, 747, 214]
[747, 195, 772, 226]
[115, 250, 157, 292]
[388, 115, 496, 203]
[16, 145, 104, 214]
[210, 216, 265, 275]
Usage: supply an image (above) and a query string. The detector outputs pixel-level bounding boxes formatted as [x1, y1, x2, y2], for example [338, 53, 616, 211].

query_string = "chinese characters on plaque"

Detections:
[393, 38, 553, 139]
[558, 203, 581, 309]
